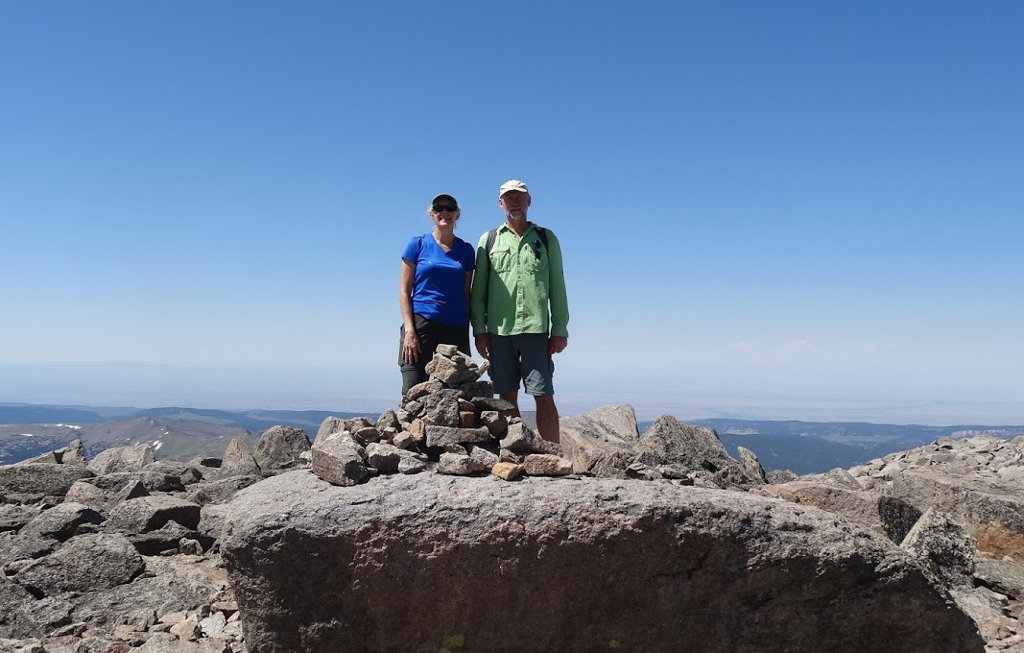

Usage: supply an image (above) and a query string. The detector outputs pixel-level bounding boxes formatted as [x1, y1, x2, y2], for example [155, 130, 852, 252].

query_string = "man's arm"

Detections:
[546, 230, 569, 340]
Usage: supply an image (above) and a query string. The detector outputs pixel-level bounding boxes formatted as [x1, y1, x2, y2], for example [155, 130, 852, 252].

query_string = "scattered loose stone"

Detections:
[523, 454, 573, 477]
[491, 462, 524, 481]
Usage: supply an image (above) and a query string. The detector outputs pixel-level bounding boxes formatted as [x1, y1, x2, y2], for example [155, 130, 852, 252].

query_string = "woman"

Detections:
[398, 193, 476, 396]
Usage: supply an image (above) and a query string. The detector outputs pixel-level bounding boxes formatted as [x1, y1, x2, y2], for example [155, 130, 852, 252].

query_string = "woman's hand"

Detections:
[402, 329, 421, 364]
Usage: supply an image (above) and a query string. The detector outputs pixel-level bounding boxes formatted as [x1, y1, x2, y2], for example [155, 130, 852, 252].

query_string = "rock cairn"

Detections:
[309, 345, 570, 488]
[0, 424, 314, 653]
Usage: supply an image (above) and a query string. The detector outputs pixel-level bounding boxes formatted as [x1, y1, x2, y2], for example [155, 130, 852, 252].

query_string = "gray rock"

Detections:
[470, 396, 515, 412]
[15, 533, 145, 595]
[197, 504, 230, 546]
[766, 469, 799, 484]
[310, 432, 368, 487]
[6, 593, 75, 640]
[420, 389, 462, 427]
[87, 445, 155, 475]
[365, 442, 405, 474]
[468, 445, 499, 469]
[424, 352, 478, 386]
[500, 421, 562, 456]
[18, 503, 104, 543]
[146, 461, 204, 485]
[397, 457, 428, 475]
[88, 471, 183, 493]
[222, 472, 984, 653]
[974, 557, 1024, 599]
[453, 380, 494, 400]
[736, 446, 767, 485]
[559, 404, 639, 444]
[754, 481, 896, 541]
[877, 495, 923, 545]
[61, 439, 87, 466]
[404, 379, 443, 401]
[821, 467, 863, 491]
[436, 452, 488, 476]
[560, 425, 632, 477]
[424, 425, 492, 448]
[634, 416, 754, 488]
[0, 576, 36, 638]
[626, 461, 662, 480]
[219, 437, 260, 476]
[0, 505, 40, 533]
[523, 454, 573, 477]
[186, 476, 262, 506]
[107, 496, 201, 534]
[0, 464, 95, 502]
[128, 520, 199, 556]
[392, 431, 416, 449]
[375, 409, 401, 435]
[901, 508, 977, 586]
[252, 426, 310, 471]
[479, 410, 508, 438]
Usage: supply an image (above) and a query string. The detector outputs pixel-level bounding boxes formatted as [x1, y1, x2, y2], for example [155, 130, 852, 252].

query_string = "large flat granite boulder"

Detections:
[221, 471, 983, 653]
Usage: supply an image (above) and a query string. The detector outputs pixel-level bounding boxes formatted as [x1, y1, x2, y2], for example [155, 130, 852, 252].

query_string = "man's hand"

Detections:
[548, 336, 568, 355]
[475, 334, 490, 359]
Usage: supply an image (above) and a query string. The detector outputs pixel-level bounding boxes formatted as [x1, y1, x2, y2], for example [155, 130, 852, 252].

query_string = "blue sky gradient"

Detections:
[2, 1, 1022, 423]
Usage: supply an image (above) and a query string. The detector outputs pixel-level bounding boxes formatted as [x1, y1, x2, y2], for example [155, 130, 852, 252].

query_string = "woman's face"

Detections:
[431, 203, 459, 229]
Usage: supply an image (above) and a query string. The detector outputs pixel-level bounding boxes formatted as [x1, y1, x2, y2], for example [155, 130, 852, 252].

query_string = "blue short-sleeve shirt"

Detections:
[402, 233, 476, 327]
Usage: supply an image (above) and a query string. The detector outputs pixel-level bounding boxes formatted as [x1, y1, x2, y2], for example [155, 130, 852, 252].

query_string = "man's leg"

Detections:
[499, 391, 521, 420]
[534, 394, 559, 444]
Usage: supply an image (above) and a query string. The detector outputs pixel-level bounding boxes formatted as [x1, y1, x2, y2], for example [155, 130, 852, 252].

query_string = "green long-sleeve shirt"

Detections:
[470, 222, 569, 338]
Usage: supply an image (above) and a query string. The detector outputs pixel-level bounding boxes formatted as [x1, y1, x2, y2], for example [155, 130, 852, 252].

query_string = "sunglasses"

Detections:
[433, 205, 458, 213]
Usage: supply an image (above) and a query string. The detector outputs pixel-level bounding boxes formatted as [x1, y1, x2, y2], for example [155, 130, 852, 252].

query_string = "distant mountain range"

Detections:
[1, 402, 1021, 474]
[0, 403, 367, 465]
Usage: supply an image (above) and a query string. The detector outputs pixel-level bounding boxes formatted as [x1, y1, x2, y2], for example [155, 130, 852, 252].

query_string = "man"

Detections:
[470, 179, 569, 443]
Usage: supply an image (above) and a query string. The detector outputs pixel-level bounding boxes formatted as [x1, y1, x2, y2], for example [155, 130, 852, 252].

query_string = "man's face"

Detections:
[499, 191, 531, 218]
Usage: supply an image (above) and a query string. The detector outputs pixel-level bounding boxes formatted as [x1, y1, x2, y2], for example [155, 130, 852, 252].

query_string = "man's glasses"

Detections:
[433, 206, 458, 213]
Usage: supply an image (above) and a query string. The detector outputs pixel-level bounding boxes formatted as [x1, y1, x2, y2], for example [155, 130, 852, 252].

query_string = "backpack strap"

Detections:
[535, 226, 549, 252]
[485, 229, 498, 254]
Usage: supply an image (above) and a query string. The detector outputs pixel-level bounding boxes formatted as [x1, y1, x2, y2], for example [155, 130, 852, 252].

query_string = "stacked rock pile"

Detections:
[0, 425, 314, 653]
[309, 345, 572, 487]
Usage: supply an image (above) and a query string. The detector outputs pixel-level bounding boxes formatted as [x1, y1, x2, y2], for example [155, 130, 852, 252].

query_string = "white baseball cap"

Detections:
[498, 179, 529, 197]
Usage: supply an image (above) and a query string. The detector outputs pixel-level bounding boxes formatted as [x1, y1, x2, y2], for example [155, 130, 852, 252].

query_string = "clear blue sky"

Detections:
[2, 1, 1022, 423]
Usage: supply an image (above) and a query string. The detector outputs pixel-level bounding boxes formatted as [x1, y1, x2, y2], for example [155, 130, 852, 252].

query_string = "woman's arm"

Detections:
[399, 260, 420, 363]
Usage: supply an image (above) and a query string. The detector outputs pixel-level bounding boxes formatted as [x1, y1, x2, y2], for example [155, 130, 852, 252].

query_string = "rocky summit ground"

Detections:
[1, 350, 1022, 653]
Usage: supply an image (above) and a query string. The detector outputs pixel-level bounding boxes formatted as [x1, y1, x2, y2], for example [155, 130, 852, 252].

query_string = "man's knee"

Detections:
[534, 394, 556, 408]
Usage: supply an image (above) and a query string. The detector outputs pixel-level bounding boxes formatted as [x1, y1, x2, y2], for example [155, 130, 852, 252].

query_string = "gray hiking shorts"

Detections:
[487, 333, 554, 396]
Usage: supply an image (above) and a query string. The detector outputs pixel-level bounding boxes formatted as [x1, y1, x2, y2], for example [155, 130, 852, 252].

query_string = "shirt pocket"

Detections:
[491, 245, 514, 272]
